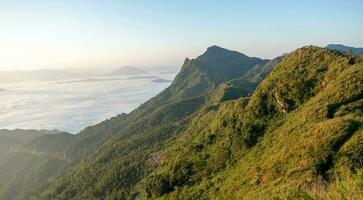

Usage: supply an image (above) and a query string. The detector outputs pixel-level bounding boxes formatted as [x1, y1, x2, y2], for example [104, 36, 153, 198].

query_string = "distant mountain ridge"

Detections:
[326, 44, 363, 55]
[107, 66, 146, 76]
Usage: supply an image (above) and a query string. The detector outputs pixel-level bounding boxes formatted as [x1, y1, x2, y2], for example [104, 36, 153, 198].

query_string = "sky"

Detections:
[0, 0, 362, 71]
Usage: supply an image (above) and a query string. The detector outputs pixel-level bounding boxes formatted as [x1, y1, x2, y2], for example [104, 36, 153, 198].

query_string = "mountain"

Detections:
[107, 66, 146, 76]
[142, 46, 363, 199]
[0, 46, 269, 200]
[326, 44, 363, 55]
[0, 45, 361, 200]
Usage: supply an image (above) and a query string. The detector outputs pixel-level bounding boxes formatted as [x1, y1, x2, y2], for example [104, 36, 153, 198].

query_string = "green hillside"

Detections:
[142, 46, 363, 199]
[0, 46, 271, 200]
[0, 45, 361, 200]
[37, 46, 270, 200]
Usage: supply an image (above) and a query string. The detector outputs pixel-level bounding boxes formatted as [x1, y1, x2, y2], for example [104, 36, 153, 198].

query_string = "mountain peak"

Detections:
[108, 66, 145, 76]
[197, 45, 248, 61]
[204, 45, 232, 55]
[206, 45, 225, 51]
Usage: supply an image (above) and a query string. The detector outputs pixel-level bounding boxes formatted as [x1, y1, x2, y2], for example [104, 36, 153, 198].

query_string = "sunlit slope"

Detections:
[37, 46, 270, 200]
[142, 46, 362, 199]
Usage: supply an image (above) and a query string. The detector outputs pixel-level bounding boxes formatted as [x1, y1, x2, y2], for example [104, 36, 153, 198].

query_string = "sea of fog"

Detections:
[0, 74, 175, 133]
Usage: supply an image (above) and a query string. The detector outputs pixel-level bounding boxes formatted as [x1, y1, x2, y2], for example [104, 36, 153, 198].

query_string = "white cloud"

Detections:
[0, 74, 175, 133]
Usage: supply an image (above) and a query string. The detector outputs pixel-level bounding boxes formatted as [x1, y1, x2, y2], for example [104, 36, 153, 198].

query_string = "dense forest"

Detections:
[0, 45, 362, 199]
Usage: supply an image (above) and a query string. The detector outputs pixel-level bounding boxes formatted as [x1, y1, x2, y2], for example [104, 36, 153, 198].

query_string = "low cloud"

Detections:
[0, 74, 175, 133]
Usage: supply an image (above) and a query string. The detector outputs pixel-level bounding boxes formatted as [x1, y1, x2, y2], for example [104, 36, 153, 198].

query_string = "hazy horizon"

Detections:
[0, 65, 179, 73]
[0, 72, 176, 133]
[1, 0, 362, 71]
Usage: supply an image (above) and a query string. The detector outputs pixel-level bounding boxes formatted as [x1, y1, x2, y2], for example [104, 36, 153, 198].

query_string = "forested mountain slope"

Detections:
[36, 46, 270, 200]
[0, 46, 273, 200]
[141, 46, 363, 199]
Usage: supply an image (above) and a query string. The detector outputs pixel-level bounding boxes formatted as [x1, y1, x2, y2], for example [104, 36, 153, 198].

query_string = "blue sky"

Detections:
[0, 0, 362, 70]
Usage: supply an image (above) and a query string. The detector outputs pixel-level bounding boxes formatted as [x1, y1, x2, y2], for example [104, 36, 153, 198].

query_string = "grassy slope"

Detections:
[141, 46, 362, 199]
[35, 46, 269, 200]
